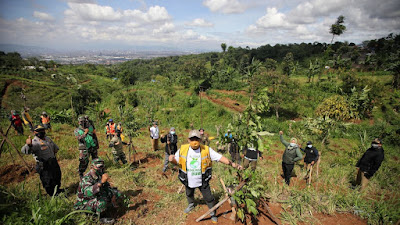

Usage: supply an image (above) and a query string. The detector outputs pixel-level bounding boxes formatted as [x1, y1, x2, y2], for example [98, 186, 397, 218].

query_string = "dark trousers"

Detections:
[282, 162, 294, 185]
[79, 147, 98, 177]
[38, 158, 62, 195]
[185, 183, 216, 215]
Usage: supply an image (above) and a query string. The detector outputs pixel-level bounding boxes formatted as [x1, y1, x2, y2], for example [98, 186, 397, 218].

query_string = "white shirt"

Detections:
[150, 126, 159, 139]
[175, 146, 222, 188]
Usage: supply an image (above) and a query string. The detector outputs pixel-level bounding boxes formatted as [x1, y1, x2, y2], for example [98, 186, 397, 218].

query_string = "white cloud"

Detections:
[185, 18, 214, 27]
[255, 8, 290, 29]
[153, 22, 175, 34]
[203, 0, 247, 14]
[33, 11, 55, 21]
[65, 3, 122, 22]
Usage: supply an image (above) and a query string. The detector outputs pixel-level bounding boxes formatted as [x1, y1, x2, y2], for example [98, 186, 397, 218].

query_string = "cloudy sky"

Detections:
[0, 0, 399, 51]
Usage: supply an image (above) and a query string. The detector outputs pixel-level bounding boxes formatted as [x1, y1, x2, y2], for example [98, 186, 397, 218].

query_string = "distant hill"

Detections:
[0, 44, 60, 57]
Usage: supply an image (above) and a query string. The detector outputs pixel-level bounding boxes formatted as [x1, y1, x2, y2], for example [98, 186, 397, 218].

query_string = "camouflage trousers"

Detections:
[112, 150, 127, 164]
[74, 187, 122, 215]
[79, 147, 98, 177]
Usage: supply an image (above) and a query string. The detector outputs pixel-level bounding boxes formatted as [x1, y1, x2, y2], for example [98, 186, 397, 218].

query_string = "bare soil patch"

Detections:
[186, 201, 283, 225]
[300, 212, 367, 225]
[201, 92, 246, 113]
[0, 163, 35, 185]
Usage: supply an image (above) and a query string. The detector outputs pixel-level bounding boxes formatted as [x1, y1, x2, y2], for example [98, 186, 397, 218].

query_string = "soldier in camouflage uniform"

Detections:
[74, 158, 122, 216]
[199, 128, 210, 146]
[74, 117, 98, 178]
[109, 130, 129, 164]
[21, 125, 63, 195]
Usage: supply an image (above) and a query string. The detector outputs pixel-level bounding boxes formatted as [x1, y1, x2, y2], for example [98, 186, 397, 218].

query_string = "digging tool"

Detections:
[196, 180, 247, 222]
[260, 198, 281, 225]
[220, 178, 236, 221]
[0, 124, 13, 156]
[0, 130, 31, 173]
[177, 184, 185, 194]
[307, 164, 314, 186]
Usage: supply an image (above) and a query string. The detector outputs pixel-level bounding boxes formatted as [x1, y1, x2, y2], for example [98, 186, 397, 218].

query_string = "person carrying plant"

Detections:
[199, 128, 210, 146]
[149, 121, 160, 151]
[301, 141, 319, 184]
[109, 130, 129, 164]
[22, 106, 34, 132]
[279, 131, 303, 185]
[21, 125, 63, 195]
[242, 143, 263, 170]
[40, 111, 51, 131]
[74, 116, 98, 178]
[9, 110, 24, 135]
[355, 138, 384, 190]
[74, 158, 123, 223]
[169, 130, 243, 223]
[160, 127, 178, 172]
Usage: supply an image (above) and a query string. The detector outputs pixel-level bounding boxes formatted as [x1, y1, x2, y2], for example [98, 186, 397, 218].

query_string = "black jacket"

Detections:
[161, 133, 178, 154]
[356, 146, 384, 178]
[302, 146, 319, 164]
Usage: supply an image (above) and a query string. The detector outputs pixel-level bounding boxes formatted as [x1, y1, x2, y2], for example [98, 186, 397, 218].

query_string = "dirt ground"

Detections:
[0, 163, 35, 186]
[0, 132, 368, 225]
[201, 92, 246, 113]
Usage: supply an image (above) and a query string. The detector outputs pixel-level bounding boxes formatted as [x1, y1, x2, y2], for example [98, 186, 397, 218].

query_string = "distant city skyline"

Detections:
[0, 0, 399, 52]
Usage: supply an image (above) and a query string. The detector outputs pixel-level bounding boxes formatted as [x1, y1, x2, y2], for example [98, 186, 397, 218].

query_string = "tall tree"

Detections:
[221, 43, 227, 53]
[330, 15, 346, 44]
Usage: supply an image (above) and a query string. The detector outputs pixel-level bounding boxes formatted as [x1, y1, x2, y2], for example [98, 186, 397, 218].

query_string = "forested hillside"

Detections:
[0, 34, 399, 225]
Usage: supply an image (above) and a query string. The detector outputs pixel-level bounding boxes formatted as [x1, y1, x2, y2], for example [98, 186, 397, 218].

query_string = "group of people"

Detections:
[18, 116, 385, 223]
[9, 108, 51, 135]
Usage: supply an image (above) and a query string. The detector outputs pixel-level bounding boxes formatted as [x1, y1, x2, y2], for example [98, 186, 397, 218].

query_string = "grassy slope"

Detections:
[0, 72, 399, 225]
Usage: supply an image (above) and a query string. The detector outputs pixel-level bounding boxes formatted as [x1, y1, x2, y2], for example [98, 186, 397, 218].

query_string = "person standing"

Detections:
[105, 122, 111, 141]
[169, 130, 242, 223]
[85, 115, 99, 150]
[108, 119, 117, 137]
[279, 131, 303, 185]
[22, 107, 34, 132]
[21, 125, 63, 195]
[161, 127, 178, 172]
[117, 122, 123, 133]
[74, 117, 98, 178]
[9, 110, 24, 135]
[74, 158, 122, 223]
[149, 121, 160, 151]
[109, 130, 129, 164]
[301, 141, 319, 184]
[242, 144, 263, 170]
[355, 138, 384, 190]
[199, 128, 210, 146]
[40, 111, 51, 131]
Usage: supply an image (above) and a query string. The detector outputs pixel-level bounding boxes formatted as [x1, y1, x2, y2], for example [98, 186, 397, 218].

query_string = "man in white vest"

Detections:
[169, 130, 242, 223]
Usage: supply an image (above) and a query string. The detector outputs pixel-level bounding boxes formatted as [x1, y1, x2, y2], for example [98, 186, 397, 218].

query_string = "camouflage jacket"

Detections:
[75, 170, 112, 203]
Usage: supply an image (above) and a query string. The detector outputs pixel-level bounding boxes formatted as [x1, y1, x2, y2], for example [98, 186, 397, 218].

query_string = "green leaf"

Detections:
[237, 208, 244, 222]
[249, 206, 258, 216]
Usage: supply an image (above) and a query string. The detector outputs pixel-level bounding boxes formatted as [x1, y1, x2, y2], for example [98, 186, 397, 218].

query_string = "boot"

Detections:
[184, 203, 195, 214]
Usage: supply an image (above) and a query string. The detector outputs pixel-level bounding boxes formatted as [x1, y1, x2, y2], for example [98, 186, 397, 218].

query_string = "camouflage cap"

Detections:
[92, 158, 104, 167]
[78, 116, 85, 122]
